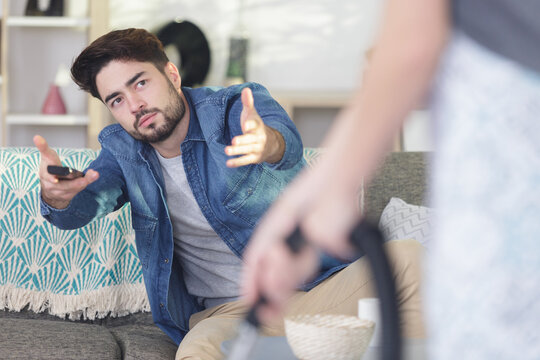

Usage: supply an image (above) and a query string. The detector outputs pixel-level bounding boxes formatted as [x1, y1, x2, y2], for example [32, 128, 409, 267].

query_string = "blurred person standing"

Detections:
[243, 0, 540, 358]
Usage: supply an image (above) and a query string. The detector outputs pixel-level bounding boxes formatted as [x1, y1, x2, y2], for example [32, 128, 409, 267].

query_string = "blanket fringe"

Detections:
[0, 284, 150, 320]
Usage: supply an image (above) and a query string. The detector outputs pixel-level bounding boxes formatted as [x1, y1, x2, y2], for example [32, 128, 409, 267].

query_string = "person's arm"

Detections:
[242, 0, 450, 323]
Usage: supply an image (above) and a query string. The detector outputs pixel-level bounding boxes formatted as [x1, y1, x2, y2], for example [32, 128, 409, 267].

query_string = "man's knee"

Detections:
[384, 239, 426, 337]
[175, 336, 216, 360]
[384, 239, 425, 275]
[175, 317, 240, 360]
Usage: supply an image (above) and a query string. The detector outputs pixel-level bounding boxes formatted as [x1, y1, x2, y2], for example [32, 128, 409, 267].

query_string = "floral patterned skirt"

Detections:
[426, 31, 540, 359]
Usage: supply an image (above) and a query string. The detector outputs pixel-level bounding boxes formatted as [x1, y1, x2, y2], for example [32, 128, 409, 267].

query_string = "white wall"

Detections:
[108, 0, 432, 151]
[403, 110, 433, 152]
[109, 0, 383, 91]
[2, 0, 433, 150]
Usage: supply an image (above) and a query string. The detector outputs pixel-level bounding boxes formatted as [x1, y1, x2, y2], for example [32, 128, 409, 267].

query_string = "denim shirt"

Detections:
[40, 82, 348, 344]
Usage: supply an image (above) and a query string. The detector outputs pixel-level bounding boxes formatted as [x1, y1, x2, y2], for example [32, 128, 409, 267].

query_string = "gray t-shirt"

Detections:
[453, 0, 540, 74]
[155, 150, 243, 309]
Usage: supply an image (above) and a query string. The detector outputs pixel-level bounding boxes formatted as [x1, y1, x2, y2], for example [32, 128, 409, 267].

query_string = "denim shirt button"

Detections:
[247, 188, 253, 195]
[164, 258, 169, 264]
[160, 303, 165, 308]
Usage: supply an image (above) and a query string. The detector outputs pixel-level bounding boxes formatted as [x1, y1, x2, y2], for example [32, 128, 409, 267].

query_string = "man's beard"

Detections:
[131, 82, 186, 143]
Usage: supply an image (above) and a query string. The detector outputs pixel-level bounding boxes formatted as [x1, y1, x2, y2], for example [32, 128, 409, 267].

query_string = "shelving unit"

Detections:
[6, 16, 90, 27]
[0, 0, 109, 149]
[6, 114, 88, 125]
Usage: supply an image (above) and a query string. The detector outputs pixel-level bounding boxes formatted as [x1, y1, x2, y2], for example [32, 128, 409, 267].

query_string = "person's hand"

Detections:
[34, 135, 99, 209]
[242, 163, 360, 323]
[225, 88, 285, 167]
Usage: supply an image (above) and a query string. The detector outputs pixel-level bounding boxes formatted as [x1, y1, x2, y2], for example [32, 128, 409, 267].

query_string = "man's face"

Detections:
[96, 60, 186, 143]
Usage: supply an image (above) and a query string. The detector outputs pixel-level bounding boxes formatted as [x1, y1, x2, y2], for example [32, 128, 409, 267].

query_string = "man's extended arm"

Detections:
[35, 135, 127, 230]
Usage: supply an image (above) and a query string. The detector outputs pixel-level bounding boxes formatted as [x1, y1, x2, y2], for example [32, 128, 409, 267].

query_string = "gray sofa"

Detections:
[0, 147, 429, 360]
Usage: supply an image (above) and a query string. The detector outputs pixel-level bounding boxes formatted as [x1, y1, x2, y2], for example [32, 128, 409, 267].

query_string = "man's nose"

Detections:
[128, 94, 146, 114]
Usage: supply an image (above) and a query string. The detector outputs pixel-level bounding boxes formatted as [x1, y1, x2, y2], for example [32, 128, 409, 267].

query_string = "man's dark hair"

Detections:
[71, 28, 169, 100]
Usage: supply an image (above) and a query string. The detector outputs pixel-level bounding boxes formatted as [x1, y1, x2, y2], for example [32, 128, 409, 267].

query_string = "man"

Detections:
[36, 28, 423, 359]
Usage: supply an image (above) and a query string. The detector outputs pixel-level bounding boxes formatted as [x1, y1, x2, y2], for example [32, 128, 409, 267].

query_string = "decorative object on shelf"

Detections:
[25, 0, 44, 16]
[156, 19, 211, 88]
[25, 0, 64, 17]
[41, 63, 70, 115]
[225, 36, 249, 86]
[225, 0, 249, 86]
[41, 85, 66, 114]
[45, 0, 64, 16]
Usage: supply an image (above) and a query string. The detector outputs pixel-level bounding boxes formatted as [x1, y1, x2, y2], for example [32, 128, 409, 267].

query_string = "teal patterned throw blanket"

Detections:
[0, 147, 322, 320]
[0, 147, 149, 320]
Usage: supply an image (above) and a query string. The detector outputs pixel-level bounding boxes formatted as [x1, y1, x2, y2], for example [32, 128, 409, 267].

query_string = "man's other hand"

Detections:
[33, 135, 99, 209]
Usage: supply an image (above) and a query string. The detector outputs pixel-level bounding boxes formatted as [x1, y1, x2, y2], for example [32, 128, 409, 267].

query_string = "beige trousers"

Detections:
[176, 239, 425, 360]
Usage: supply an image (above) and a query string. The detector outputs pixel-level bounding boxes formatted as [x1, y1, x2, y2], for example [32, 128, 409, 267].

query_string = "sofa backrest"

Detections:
[364, 152, 431, 222]
[304, 149, 431, 222]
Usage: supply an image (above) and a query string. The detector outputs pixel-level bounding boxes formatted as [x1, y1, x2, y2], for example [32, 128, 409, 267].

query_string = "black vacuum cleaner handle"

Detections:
[349, 220, 402, 360]
[282, 222, 402, 360]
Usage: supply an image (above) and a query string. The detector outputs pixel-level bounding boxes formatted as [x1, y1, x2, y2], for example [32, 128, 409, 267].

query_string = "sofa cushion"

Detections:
[109, 324, 178, 359]
[98, 312, 178, 359]
[0, 317, 121, 359]
[0, 309, 177, 359]
[378, 197, 434, 247]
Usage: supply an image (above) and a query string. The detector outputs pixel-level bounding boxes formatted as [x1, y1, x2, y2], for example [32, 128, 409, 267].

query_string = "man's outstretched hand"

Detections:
[225, 87, 285, 167]
[34, 135, 99, 209]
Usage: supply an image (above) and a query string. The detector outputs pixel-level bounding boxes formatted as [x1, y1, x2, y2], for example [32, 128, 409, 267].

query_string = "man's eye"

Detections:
[111, 98, 122, 107]
[137, 80, 146, 88]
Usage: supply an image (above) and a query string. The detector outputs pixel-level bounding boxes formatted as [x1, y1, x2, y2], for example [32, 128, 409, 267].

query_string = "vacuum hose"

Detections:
[349, 221, 402, 360]
[226, 221, 402, 360]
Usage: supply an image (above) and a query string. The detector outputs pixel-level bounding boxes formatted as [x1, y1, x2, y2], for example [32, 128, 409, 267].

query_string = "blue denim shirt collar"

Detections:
[182, 89, 206, 143]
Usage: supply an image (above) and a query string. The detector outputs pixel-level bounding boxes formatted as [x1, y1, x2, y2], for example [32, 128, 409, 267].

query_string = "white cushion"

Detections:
[378, 197, 433, 247]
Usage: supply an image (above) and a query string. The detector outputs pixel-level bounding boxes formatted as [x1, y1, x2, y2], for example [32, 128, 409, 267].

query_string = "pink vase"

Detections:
[41, 84, 67, 114]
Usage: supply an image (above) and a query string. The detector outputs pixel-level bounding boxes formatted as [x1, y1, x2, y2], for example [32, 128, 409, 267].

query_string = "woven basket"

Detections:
[284, 314, 375, 360]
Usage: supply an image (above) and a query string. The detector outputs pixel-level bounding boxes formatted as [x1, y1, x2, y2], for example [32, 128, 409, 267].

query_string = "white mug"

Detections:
[358, 298, 382, 347]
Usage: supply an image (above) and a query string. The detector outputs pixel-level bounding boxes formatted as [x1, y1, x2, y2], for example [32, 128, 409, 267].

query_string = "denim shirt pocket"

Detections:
[130, 210, 158, 269]
[222, 165, 283, 227]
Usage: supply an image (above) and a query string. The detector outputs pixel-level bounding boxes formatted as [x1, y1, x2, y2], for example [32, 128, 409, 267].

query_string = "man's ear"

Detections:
[165, 62, 181, 89]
